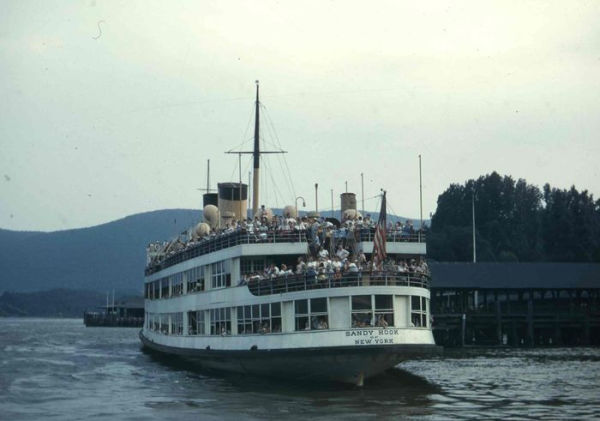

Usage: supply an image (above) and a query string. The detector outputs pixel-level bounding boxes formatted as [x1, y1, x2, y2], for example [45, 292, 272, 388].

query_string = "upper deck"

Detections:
[145, 227, 426, 276]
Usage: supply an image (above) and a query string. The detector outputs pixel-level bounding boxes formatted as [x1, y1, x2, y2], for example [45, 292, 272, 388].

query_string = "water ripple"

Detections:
[0, 318, 599, 420]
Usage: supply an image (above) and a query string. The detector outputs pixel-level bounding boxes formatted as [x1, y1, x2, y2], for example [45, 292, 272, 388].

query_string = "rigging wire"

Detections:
[262, 154, 285, 210]
[261, 104, 297, 203]
[227, 105, 256, 153]
[387, 200, 400, 223]
[228, 156, 238, 182]
[260, 153, 267, 207]
[263, 119, 294, 204]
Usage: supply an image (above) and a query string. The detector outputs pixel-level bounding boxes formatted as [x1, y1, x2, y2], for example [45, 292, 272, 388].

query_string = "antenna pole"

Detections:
[419, 155, 423, 242]
[252, 81, 260, 218]
[207, 159, 210, 194]
[315, 183, 319, 214]
[472, 191, 477, 263]
[238, 153, 242, 222]
[361, 172, 365, 216]
[330, 189, 334, 218]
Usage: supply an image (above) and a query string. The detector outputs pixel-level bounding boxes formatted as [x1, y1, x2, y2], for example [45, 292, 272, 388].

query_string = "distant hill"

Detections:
[0, 289, 107, 317]
[0, 209, 200, 294]
[0, 208, 424, 294]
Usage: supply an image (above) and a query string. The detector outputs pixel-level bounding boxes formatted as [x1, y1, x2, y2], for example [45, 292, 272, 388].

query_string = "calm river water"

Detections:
[1, 318, 599, 420]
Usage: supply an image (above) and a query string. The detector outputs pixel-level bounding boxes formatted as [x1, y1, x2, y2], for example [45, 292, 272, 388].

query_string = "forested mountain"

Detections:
[0, 289, 106, 317]
[428, 172, 600, 262]
[0, 209, 200, 293]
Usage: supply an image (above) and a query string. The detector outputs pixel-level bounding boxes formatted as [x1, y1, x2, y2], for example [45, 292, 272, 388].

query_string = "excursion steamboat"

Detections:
[140, 83, 438, 386]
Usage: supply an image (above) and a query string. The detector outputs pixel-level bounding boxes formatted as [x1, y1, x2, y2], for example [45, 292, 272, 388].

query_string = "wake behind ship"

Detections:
[140, 82, 439, 385]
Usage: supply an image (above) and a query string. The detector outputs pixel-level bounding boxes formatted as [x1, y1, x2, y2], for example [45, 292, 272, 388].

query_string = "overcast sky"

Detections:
[1, 1, 599, 232]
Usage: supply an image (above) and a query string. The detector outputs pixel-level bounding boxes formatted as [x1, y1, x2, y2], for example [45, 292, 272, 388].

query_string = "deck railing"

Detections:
[146, 231, 309, 275]
[246, 271, 430, 296]
[145, 229, 426, 275]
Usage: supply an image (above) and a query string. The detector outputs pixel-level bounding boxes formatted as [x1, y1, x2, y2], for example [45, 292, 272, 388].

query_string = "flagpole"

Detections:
[372, 190, 387, 269]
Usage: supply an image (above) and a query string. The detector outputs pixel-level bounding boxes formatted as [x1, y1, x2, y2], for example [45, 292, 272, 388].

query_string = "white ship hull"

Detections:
[140, 328, 439, 385]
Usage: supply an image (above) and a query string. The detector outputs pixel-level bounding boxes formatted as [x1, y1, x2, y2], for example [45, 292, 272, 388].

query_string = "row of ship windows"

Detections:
[145, 259, 272, 300]
[146, 295, 430, 336]
[145, 263, 227, 300]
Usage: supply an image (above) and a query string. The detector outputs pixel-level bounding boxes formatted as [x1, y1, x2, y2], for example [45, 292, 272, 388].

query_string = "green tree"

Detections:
[428, 173, 598, 262]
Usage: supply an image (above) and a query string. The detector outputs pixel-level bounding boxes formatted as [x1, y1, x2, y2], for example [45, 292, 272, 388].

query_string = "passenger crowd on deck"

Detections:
[147, 208, 428, 273]
[238, 253, 430, 286]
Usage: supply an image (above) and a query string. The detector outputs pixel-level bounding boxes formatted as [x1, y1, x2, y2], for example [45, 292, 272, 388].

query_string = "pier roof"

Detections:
[429, 262, 600, 289]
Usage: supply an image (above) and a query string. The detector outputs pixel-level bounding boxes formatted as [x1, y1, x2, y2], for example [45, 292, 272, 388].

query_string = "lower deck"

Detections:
[143, 284, 435, 353]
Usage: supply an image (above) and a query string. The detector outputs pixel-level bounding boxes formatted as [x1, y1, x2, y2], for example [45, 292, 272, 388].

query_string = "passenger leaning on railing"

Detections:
[245, 255, 430, 292]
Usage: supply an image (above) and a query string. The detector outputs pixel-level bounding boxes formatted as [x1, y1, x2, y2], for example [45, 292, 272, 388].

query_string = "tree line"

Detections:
[427, 172, 600, 262]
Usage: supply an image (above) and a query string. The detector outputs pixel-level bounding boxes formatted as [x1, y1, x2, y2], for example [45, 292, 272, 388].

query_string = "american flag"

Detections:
[372, 191, 387, 265]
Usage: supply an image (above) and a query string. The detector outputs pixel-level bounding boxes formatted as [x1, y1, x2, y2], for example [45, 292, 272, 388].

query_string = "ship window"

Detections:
[411, 296, 427, 327]
[260, 304, 270, 333]
[295, 299, 309, 331]
[160, 278, 169, 299]
[160, 313, 169, 334]
[170, 313, 183, 335]
[210, 307, 231, 335]
[352, 295, 373, 327]
[352, 295, 371, 310]
[211, 261, 230, 289]
[271, 303, 281, 333]
[295, 300, 308, 314]
[241, 258, 266, 276]
[310, 298, 329, 330]
[375, 295, 394, 327]
[188, 310, 205, 335]
[237, 303, 281, 334]
[236, 306, 244, 333]
[152, 281, 159, 300]
[295, 299, 329, 331]
[271, 302, 281, 317]
[172, 273, 184, 297]
[186, 266, 205, 293]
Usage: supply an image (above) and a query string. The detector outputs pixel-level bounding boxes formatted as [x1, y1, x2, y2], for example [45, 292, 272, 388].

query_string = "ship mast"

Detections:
[226, 81, 287, 219]
[252, 81, 260, 217]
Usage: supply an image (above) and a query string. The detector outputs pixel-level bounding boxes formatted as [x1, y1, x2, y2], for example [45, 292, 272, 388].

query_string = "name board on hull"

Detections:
[345, 328, 400, 345]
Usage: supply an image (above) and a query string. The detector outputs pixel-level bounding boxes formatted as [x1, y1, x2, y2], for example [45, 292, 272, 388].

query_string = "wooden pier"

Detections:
[84, 297, 144, 328]
[429, 263, 600, 347]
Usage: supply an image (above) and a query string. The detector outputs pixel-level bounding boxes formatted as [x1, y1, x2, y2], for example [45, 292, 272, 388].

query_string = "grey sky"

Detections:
[1, 1, 599, 232]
